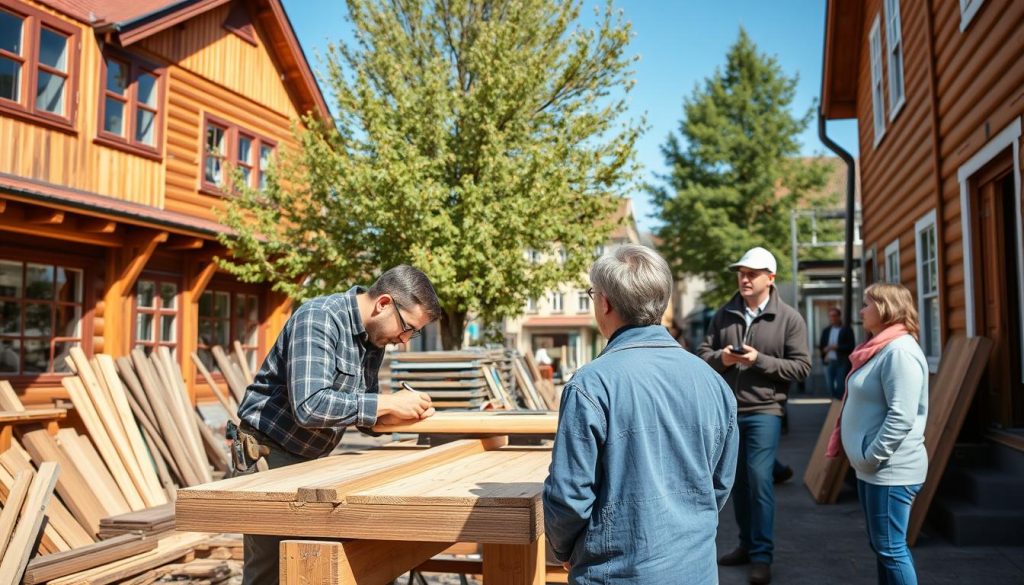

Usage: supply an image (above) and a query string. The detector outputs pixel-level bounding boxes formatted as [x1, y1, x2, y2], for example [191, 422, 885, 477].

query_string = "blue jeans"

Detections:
[733, 413, 782, 564]
[825, 360, 850, 400]
[857, 481, 922, 585]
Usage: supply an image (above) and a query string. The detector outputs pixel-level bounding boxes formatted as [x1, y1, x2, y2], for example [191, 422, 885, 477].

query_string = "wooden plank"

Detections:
[802, 400, 849, 504]
[295, 438, 503, 503]
[908, 335, 993, 545]
[0, 457, 71, 553]
[45, 531, 214, 585]
[482, 536, 547, 585]
[20, 427, 109, 536]
[61, 376, 146, 510]
[191, 351, 240, 423]
[510, 360, 539, 410]
[55, 429, 130, 515]
[157, 347, 212, 482]
[0, 469, 32, 561]
[0, 380, 26, 411]
[0, 443, 94, 549]
[0, 461, 59, 585]
[194, 410, 230, 473]
[70, 348, 152, 508]
[212, 345, 248, 403]
[232, 340, 253, 382]
[372, 412, 557, 435]
[22, 533, 156, 585]
[280, 539, 451, 585]
[96, 354, 167, 506]
[0, 408, 67, 424]
[389, 370, 483, 380]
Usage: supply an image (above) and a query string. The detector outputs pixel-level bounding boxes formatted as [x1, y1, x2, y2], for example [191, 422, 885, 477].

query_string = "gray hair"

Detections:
[368, 265, 444, 321]
[589, 244, 673, 326]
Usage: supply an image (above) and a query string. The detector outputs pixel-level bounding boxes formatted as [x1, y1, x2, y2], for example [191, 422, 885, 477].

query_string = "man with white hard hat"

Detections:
[697, 247, 810, 585]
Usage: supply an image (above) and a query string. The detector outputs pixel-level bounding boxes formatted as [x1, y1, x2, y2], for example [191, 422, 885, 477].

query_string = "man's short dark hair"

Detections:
[368, 265, 443, 321]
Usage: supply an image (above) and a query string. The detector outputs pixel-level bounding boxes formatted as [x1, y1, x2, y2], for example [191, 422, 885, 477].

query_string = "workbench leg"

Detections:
[281, 539, 452, 584]
[482, 535, 546, 585]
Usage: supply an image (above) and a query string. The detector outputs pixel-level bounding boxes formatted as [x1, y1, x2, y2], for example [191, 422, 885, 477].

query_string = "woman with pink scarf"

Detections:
[827, 283, 929, 585]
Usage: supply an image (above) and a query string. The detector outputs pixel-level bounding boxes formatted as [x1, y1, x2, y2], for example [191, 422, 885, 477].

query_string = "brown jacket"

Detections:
[697, 287, 811, 415]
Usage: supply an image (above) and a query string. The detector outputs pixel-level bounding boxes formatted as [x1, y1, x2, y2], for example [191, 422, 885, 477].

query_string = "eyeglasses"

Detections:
[586, 287, 596, 300]
[392, 300, 422, 339]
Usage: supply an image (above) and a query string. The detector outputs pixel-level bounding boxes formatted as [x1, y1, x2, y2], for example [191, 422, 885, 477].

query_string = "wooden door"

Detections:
[972, 151, 1024, 429]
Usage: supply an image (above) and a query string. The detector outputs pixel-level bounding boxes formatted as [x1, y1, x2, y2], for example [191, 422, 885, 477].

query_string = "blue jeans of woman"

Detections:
[857, 480, 922, 585]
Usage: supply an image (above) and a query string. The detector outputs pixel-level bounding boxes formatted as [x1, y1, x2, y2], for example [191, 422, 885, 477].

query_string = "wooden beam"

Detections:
[372, 412, 557, 435]
[181, 254, 220, 399]
[0, 199, 6, 213]
[78, 218, 119, 234]
[482, 536, 546, 585]
[102, 230, 168, 356]
[280, 539, 451, 585]
[0, 461, 60, 585]
[165, 236, 205, 251]
[24, 208, 65, 224]
[0, 204, 123, 247]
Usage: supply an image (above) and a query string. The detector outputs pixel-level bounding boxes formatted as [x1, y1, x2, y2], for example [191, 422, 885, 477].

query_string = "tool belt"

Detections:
[228, 421, 272, 473]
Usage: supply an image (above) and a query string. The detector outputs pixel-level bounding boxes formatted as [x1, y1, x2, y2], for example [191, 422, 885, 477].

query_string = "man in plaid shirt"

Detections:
[234, 265, 443, 585]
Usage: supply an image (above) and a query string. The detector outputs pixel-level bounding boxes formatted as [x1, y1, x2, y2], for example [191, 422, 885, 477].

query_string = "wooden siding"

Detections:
[856, 0, 1024, 343]
[138, 3, 300, 119]
[0, 1, 164, 206]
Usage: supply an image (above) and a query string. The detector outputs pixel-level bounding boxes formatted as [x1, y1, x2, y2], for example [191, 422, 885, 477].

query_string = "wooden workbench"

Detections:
[174, 438, 553, 584]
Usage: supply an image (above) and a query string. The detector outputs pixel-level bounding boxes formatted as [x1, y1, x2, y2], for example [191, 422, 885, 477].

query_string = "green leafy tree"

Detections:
[219, 0, 641, 349]
[651, 28, 830, 306]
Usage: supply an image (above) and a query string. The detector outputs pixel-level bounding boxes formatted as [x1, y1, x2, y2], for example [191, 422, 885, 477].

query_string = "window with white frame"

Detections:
[577, 290, 590, 313]
[959, 0, 984, 31]
[525, 297, 537, 313]
[869, 16, 886, 146]
[884, 239, 900, 284]
[915, 211, 940, 368]
[550, 292, 564, 313]
[558, 247, 568, 264]
[884, 0, 905, 118]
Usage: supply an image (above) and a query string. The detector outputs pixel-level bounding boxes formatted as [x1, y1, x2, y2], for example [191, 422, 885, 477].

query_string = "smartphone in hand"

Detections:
[729, 344, 744, 354]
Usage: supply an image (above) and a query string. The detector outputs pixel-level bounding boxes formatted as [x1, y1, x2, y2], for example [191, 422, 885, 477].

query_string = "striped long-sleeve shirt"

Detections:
[237, 287, 384, 459]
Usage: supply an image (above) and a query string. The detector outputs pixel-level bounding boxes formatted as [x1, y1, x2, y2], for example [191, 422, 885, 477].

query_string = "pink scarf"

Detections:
[825, 324, 910, 458]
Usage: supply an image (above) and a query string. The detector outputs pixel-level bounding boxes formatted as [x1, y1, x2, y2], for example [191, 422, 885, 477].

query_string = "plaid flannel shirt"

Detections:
[237, 287, 384, 459]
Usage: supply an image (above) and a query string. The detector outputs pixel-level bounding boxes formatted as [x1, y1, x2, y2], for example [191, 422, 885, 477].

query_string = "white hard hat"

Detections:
[729, 247, 777, 274]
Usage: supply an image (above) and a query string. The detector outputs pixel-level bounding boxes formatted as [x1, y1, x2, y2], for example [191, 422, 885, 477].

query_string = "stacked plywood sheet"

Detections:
[389, 351, 515, 410]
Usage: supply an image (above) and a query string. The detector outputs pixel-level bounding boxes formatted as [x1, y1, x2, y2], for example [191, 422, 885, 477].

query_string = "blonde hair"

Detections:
[864, 283, 920, 340]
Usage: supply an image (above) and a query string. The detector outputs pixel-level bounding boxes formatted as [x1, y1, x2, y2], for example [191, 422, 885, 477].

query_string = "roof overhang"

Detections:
[821, 0, 863, 120]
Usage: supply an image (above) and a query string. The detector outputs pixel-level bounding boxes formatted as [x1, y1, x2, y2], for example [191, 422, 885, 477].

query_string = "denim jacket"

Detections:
[543, 326, 738, 584]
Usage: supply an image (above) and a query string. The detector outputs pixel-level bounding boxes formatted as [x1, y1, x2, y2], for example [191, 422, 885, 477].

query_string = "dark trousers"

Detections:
[733, 413, 782, 564]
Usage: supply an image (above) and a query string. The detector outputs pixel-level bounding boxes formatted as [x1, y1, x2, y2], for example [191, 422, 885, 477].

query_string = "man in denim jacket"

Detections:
[544, 245, 738, 584]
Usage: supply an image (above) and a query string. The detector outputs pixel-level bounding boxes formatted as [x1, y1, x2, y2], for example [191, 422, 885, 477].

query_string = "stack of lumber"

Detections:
[389, 351, 517, 410]
[99, 503, 176, 539]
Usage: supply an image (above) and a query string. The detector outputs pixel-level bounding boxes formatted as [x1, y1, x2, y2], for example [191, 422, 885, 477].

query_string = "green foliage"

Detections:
[651, 28, 831, 307]
[218, 0, 642, 348]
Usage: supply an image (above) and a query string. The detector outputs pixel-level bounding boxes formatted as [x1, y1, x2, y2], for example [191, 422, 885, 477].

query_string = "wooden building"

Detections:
[822, 0, 1024, 543]
[0, 0, 329, 405]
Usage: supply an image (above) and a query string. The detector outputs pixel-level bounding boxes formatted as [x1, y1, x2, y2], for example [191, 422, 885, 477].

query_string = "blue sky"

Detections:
[280, 0, 859, 232]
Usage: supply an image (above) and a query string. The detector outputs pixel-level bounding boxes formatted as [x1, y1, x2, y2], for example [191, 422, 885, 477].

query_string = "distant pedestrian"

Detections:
[827, 283, 928, 585]
[698, 247, 811, 584]
[544, 244, 738, 584]
[819, 307, 856, 400]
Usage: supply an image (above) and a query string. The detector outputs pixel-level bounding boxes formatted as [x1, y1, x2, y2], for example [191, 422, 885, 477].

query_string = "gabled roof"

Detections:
[821, 0, 863, 120]
[37, 0, 330, 122]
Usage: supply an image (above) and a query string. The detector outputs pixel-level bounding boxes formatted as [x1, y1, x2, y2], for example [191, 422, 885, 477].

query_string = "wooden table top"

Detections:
[175, 440, 551, 544]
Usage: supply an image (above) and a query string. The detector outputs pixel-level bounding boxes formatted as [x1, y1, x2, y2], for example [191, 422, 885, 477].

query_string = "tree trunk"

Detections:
[439, 310, 468, 350]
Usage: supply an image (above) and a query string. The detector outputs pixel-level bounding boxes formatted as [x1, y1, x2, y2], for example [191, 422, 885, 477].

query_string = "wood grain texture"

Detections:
[22, 533, 156, 585]
[372, 412, 557, 435]
[0, 461, 59, 585]
[281, 539, 452, 585]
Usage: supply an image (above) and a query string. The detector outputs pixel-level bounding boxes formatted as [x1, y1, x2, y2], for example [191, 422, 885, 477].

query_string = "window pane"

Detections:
[136, 313, 153, 342]
[215, 320, 229, 346]
[214, 292, 229, 318]
[259, 144, 273, 169]
[0, 300, 18, 334]
[204, 155, 222, 185]
[198, 318, 213, 346]
[0, 10, 22, 54]
[0, 338, 19, 373]
[234, 294, 246, 318]
[135, 108, 155, 146]
[55, 304, 80, 337]
[238, 136, 252, 164]
[104, 97, 125, 136]
[52, 341, 76, 373]
[0, 56, 19, 101]
[25, 303, 51, 336]
[244, 322, 258, 346]
[25, 264, 54, 300]
[106, 58, 127, 94]
[206, 125, 225, 155]
[22, 338, 46, 373]
[246, 295, 258, 320]
[38, 29, 67, 71]
[55, 268, 81, 303]
[0, 261, 21, 297]
[136, 280, 155, 308]
[137, 72, 157, 107]
[159, 282, 177, 308]
[198, 291, 213, 317]
[239, 166, 251, 186]
[160, 315, 175, 342]
[36, 70, 65, 114]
